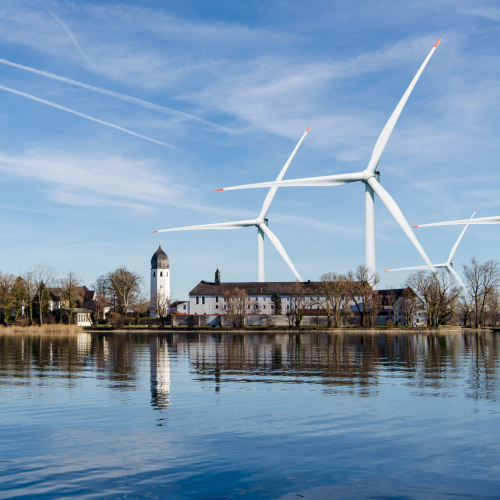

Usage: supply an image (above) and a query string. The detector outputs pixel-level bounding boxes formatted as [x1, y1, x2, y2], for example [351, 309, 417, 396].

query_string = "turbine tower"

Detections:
[216, 40, 442, 276]
[385, 209, 477, 291]
[153, 127, 311, 282]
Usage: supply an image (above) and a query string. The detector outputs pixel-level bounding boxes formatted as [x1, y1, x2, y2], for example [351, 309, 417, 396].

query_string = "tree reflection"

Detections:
[0, 331, 499, 402]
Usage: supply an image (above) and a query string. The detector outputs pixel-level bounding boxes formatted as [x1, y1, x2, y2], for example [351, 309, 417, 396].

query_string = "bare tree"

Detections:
[458, 294, 474, 327]
[0, 272, 16, 323]
[289, 282, 311, 328]
[106, 267, 143, 319]
[345, 266, 379, 327]
[59, 271, 83, 324]
[406, 270, 461, 327]
[400, 287, 417, 326]
[384, 289, 399, 326]
[151, 289, 171, 328]
[486, 290, 500, 327]
[12, 277, 27, 321]
[462, 258, 500, 327]
[91, 275, 110, 325]
[222, 287, 250, 327]
[25, 264, 57, 325]
[314, 272, 349, 327]
[367, 291, 383, 327]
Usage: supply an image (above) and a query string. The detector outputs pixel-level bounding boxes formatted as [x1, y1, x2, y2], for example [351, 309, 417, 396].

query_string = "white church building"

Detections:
[150, 244, 171, 318]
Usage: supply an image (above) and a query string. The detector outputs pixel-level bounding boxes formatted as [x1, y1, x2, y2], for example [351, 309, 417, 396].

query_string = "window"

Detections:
[263, 305, 266, 309]
[153, 272, 155, 277]
[255, 305, 258, 310]
[287, 305, 290, 309]
[224, 305, 227, 310]
[160, 272, 163, 277]
[216, 297, 219, 303]
[271, 305, 274, 309]
[248, 305, 251, 310]
[183, 304, 186, 310]
[215, 305, 219, 309]
[196, 297, 199, 305]
[202, 297, 205, 305]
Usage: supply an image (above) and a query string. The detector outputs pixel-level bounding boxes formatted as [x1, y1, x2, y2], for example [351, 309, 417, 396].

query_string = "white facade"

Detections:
[75, 311, 92, 327]
[189, 294, 298, 315]
[150, 244, 171, 318]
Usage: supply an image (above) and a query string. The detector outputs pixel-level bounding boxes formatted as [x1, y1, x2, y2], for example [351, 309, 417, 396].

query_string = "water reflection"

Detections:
[150, 336, 170, 417]
[0, 331, 499, 402]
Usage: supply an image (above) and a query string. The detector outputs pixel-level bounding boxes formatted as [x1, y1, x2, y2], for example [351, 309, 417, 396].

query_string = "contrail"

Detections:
[41, 2, 96, 69]
[0, 59, 231, 133]
[0, 84, 173, 148]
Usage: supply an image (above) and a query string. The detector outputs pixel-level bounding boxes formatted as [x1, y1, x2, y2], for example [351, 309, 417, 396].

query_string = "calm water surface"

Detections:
[1, 331, 500, 499]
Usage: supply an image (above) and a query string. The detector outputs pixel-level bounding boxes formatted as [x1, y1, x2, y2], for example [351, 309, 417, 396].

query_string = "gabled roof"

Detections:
[189, 281, 325, 296]
[377, 287, 416, 305]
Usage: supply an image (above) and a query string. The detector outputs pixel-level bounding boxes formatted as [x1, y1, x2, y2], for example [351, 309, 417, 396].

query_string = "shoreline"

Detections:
[1, 326, 496, 335]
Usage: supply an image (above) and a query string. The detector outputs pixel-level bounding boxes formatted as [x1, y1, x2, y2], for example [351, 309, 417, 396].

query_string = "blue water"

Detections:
[1, 331, 500, 499]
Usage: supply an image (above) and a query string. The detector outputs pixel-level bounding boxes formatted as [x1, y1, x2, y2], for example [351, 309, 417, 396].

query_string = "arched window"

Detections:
[160, 272, 163, 277]
[153, 272, 155, 277]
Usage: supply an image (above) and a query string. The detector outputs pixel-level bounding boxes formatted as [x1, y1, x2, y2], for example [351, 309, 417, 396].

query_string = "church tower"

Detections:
[150, 244, 170, 318]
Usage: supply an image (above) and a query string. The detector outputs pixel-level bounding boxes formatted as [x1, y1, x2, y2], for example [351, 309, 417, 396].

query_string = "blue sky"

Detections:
[1, 0, 499, 299]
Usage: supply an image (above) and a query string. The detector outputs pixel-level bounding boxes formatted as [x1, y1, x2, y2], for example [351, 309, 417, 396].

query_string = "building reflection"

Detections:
[150, 336, 171, 411]
[0, 331, 498, 402]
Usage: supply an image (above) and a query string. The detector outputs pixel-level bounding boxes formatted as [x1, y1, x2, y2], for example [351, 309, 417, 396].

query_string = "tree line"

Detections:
[0, 264, 146, 326]
[216, 257, 500, 329]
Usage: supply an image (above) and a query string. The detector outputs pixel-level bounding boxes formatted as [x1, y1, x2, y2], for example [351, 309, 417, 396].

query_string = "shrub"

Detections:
[109, 312, 126, 329]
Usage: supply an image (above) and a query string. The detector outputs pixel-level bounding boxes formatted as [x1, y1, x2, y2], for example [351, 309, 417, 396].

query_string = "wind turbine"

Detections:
[152, 127, 311, 282]
[216, 40, 442, 276]
[385, 209, 478, 291]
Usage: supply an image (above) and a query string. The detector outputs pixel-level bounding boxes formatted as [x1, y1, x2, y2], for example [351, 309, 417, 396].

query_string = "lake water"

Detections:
[1, 331, 500, 499]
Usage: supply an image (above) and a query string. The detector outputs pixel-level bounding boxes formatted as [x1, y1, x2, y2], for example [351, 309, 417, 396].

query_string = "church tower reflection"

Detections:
[150, 337, 171, 414]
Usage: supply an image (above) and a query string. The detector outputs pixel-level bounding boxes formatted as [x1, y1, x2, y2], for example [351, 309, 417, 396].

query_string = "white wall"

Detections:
[150, 267, 171, 317]
[188, 294, 300, 315]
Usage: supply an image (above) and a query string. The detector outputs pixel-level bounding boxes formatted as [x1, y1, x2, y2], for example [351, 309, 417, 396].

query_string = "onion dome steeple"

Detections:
[151, 244, 169, 269]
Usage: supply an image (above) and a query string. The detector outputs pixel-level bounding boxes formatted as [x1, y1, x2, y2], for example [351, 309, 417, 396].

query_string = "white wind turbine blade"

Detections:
[366, 177, 436, 272]
[385, 264, 432, 272]
[259, 126, 311, 220]
[446, 209, 477, 264]
[217, 172, 365, 191]
[414, 215, 500, 228]
[152, 219, 258, 233]
[258, 223, 303, 281]
[366, 39, 441, 174]
[447, 265, 467, 292]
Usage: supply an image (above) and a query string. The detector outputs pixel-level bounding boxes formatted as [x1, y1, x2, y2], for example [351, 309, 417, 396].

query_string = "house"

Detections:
[377, 288, 426, 326]
[58, 307, 93, 326]
[170, 300, 189, 314]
